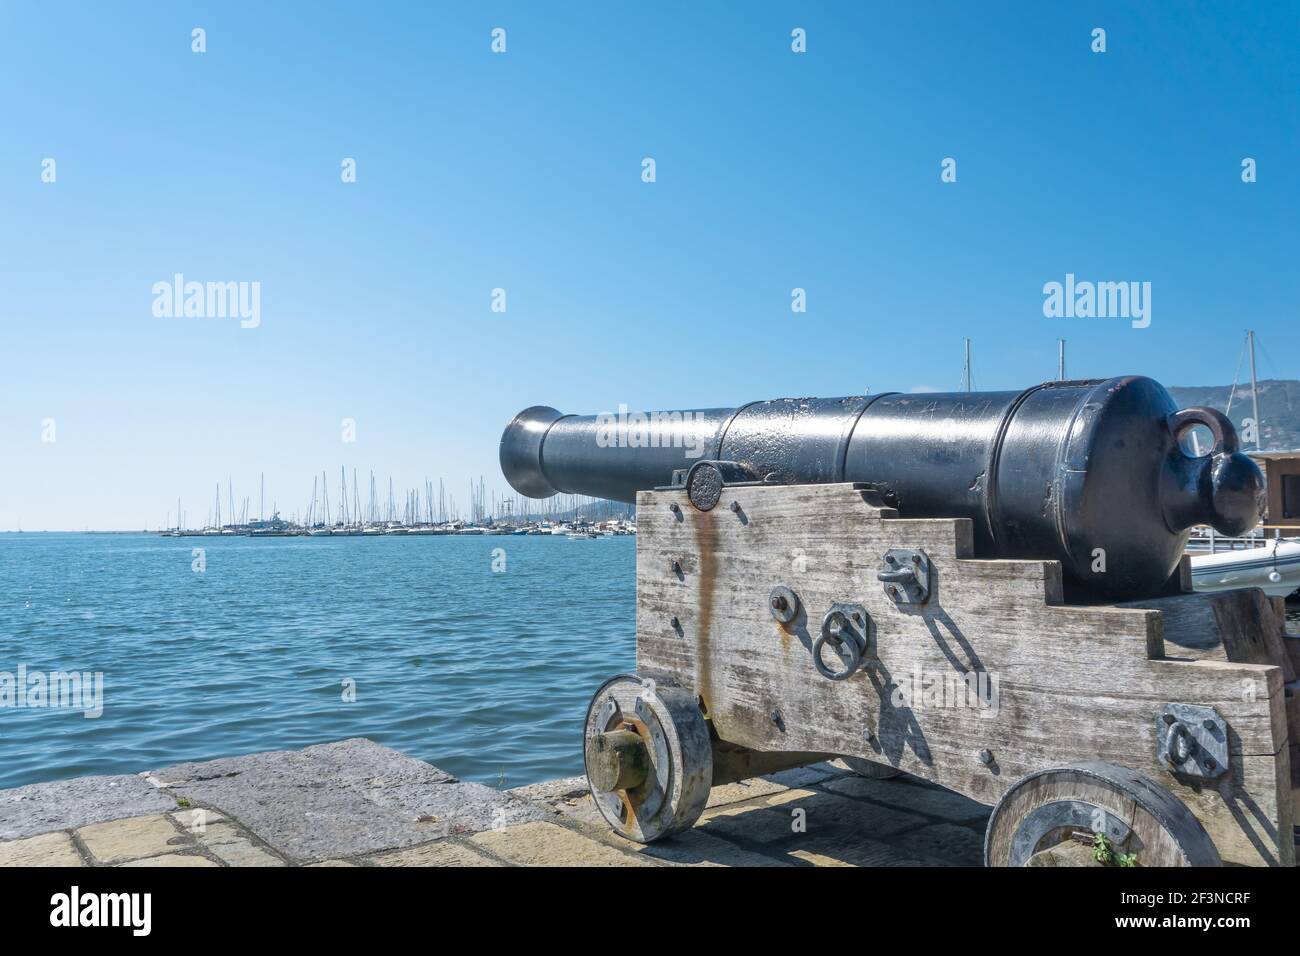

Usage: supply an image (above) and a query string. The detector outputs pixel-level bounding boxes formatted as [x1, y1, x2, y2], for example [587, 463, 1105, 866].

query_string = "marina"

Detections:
[159, 474, 635, 538]
[161, 519, 635, 538]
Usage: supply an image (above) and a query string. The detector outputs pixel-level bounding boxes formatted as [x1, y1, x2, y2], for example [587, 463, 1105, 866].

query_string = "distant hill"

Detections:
[1168, 379, 1300, 452]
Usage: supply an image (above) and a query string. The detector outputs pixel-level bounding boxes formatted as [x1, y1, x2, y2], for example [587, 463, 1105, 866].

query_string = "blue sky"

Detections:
[1, 2, 1296, 529]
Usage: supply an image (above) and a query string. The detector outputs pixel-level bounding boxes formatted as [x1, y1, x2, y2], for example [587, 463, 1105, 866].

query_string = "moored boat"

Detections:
[1190, 538, 1300, 597]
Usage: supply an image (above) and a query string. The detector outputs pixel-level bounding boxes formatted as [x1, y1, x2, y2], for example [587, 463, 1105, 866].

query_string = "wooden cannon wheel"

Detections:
[984, 762, 1222, 867]
[583, 673, 712, 843]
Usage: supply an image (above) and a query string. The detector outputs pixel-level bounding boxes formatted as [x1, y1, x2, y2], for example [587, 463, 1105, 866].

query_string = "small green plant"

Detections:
[1091, 831, 1112, 863]
[175, 797, 191, 808]
[1092, 832, 1137, 867]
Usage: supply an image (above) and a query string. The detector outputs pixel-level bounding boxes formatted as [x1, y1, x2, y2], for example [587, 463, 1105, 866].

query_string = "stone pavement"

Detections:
[0, 738, 990, 867]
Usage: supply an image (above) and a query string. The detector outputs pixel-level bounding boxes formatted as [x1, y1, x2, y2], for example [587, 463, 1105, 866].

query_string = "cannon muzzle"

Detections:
[500, 377, 1264, 597]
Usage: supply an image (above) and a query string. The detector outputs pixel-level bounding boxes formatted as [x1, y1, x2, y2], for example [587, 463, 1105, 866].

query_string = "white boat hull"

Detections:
[1190, 540, 1300, 598]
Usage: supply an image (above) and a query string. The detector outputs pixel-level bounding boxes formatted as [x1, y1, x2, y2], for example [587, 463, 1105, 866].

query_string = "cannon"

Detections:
[502, 377, 1264, 599]
[502, 377, 1297, 866]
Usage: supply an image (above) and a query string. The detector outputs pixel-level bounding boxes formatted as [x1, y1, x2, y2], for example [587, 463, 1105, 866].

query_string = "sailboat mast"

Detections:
[963, 338, 972, 392]
[1247, 329, 1261, 451]
[1057, 338, 1066, 381]
[340, 467, 348, 526]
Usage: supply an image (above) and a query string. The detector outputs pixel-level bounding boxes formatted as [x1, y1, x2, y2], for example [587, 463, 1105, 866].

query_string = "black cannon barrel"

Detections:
[500, 377, 1264, 597]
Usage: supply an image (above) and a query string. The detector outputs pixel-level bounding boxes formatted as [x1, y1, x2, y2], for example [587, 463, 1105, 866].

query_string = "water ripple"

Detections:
[0, 533, 635, 789]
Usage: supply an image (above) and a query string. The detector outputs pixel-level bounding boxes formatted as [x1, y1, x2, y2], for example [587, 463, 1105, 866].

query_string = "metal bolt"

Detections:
[771, 709, 783, 726]
[729, 500, 741, 513]
[1205, 757, 1217, 770]
[885, 554, 897, 564]
[670, 616, 680, 629]
[1202, 719, 1216, 731]
[888, 586, 900, 599]
[669, 503, 681, 515]
[863, 728, 875, 742]
[771, 595, 788, 612]
[912, 554, 921, 565]
[670, 559, 681, 574]
[978, 749, 994, 765]
[1162, 713, 1177, 725]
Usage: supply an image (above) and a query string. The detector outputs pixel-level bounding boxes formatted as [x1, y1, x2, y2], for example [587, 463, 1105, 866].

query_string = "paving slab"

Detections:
[170, 808, 225, 831]
[77, 814, 187, 865]
[210, 839, 286, 867]
[469, 821, 658, 867]
[0, 831, 83, 867]
[697, 802, 801, 845]
[706, 777, 789, 808]
[358, 779, 545, 836]
[188, 821, 245, 846]
[541, 792, 610, 830]
[300, 739, 457, 788]
[618, 826, 787, 867]
[780, 827, 950, 867]
[119, 853, 220, 867]
[148, 738, 539, 863]
[504, 776, 588, 804]
[159, 773, 441, 863]
[888, 822, 986, 865]
[0, 774, 176, 841]
[369, 840, 498, 867]
[819, 773, 992, 825]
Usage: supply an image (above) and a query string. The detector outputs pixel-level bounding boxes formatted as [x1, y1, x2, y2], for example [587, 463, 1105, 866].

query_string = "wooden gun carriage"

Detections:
[585, 481, 1296, 866]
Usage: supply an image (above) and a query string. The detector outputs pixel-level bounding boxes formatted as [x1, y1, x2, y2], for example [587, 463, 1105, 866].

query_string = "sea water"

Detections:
[0, 533, 634, 790]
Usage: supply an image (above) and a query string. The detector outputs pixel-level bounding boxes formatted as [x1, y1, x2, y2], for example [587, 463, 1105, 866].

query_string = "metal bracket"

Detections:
[813, 603, 873, 681]
[1156, 704, 1228, 779]
[879, 548, 932, 605]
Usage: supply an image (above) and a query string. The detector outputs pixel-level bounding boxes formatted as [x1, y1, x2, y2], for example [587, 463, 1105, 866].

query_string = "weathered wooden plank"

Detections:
[635, 482, 1293, 866]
